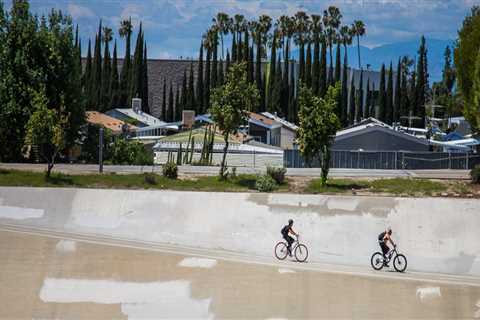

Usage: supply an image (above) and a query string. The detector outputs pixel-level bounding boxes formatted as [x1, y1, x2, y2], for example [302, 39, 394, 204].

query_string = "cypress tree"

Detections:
[110, 40, 120, 108]
[394, 59, 401, 125]
[142, 42, 149, 114]
[161, 78, 167, 121]
[243, 29, 249, 62]
[255, 33, 262, 112]
[282, 41, 290, 117]
[119, 18, 132, 107]
[289, 63, 296, 123]
[188, 63, 195, 110]
[101, 27, 112, 112]
[386, 62, 394, 124]
[218, 59, 224, 85]
[378, 64, 386, 121]
[319, 41, 327, 96]
[84, 39, 92, 107]
[312, 37, 320, 95]
[237, 33, 243, 62]
[231, 33, 237, 62]
[226, 50, 231, 72]
[299, 42, 305, 82]
[91, 22, 102, 110]
[341, 57, 348, 127]
[400, 61, 409, 123]
[305, 43, 312, 88]
[410, 64, 417, 117]
[349, 76, 356, 125]
[211, 31, 218, 88]
[365, 78, 371, 118]
[130, 24, 144, 104]
[197, 43, 204, 114]
[180, 68, 187, 112]
[269, 54, 283, 115]
[415, 36, 427, 125]
[248, 46, 254, 83]
[204, 47, 211, 110]
[261, 66, 267, 112]
[334, 43, 341, 83]
[356, 70, 364, 123]
[168, 82, 174, 122]
[371, 83, 377, 118]
[268, 34, 277, 109]
[175, 85, 181, 122]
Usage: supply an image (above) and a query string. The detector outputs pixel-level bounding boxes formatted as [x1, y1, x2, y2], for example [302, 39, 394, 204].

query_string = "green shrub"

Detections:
[266, 166, 287, 184]
[471, 165, 480, 184]
[255, 175, 277, 192]
[144, 173, 157, 185]
[162, 162, 178, 179]
[111, 138, 153, 165]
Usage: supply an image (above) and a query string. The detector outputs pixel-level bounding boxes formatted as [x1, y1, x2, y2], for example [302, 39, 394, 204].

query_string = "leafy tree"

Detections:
[298, 84, 340, 186]
[110, 138, 153, 165]
[455, 6, 480, 132]
[209, 63, 259, 178]
[24, 90, 67, 177]
[471, 48, 480, 132]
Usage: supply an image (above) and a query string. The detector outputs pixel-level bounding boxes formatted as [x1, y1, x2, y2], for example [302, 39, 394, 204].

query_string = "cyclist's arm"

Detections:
[290, 228, 298, 237]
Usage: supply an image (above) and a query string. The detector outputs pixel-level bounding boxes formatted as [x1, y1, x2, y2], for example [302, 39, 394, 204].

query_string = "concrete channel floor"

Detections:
[1, 230, 479, 319]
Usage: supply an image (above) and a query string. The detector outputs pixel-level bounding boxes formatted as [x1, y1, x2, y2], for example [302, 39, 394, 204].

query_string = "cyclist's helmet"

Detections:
[387, 226, 392, 234]
[288, 219, 294, 225]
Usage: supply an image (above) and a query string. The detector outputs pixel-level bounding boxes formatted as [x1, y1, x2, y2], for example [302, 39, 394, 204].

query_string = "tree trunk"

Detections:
[46, 162, 54, 178]
[320, 145, 331, 186]
[220, 135, 229, 178]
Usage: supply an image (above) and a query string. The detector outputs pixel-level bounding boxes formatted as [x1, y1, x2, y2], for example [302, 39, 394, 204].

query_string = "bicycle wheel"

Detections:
[393, 254, 407, 272]
[294, 244, 309, 262]
[275, 242, 288, 260]
[371, 252, 385, 270]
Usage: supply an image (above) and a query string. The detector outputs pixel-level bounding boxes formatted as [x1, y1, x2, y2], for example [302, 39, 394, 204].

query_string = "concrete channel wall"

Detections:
[0, 187, 478, 276]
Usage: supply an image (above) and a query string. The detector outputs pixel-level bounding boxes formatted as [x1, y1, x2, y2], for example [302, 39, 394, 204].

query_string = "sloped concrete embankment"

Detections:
[0, 187, 478, 276]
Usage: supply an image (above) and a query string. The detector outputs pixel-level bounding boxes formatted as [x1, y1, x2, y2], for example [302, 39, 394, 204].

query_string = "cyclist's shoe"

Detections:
[384, 262, 390, 267]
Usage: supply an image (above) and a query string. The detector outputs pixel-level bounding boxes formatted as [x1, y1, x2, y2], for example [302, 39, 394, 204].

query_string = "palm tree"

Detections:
[323, 6, 342, 84]
[118, 18, 133, 106]
[213, 12, 230, 60]
[293, 11, 311, 82]
[258, 14, 272, 59]
[351, 20, 366, 69]
[119, 18, 133, 43]
[339, 25, 352, 61]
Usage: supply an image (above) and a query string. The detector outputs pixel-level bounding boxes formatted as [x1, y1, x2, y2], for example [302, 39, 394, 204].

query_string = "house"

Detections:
[247, 112, 282, 147]
[261, 112, 298, 149]
[85, 111, 137, 135]
[333, 122, 430, 152]
[106, 108, 165, 128]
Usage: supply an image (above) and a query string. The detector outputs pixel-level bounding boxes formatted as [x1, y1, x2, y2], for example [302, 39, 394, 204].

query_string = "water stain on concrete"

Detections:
[247, 193, 397, 217]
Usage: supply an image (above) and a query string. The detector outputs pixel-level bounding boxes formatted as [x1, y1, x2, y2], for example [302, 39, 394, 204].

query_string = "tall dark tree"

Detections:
[203, 30, 212, 110]
[243, 28, 249, 63]
[130, 23, 144, 104]
[218, 59, 224, 85]
[83, 39, 93, 105]
[211, 29, 218, 88]
[91, 22, 102, 109]
[161, 78, 167, 121]
[294, 11, 310, 82]
[175, 85, 181, 122]
[168, 82, 174, 122]
[180, 68, 187, 112]
[269, 54, 282, 115]
[319, 41, 327, 96]
[334, 42, 341, 83]
[311, 14, 322, 94]
[400, 57, 410, 122]
[119, 18, 133, 107]
[289, 63, 296, 123]
[281, 41, 290, 117]
[196, 43, 204, 114]
[268, 32, 277, 109]
[323, 7, 342, 86]
[394, 59, 401, 124]
[348, 76, 356, 125]
[365, 78, 371, 118]
[415, 36, 428, 125]
[356, 70, 363, 123]
[351, 20, 366, 69]
[231, 33, 237, 62]
[110, 40, 120, 108]
[378, 64, 386, 121]
[100, 26, 112, 112]
[142, 42, 149, 113]
[247, 46, 254, 83]
[340, 56, 348, 126]
[305, 42, 312, 87]
[213, 12, 230, 60]
[386, 62, 394, 124]
[187, 63, 195, 110]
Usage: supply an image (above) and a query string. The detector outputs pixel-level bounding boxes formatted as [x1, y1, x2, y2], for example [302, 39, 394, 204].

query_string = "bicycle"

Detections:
[274, 235, 309, 262]
[371, 245, 407, 272]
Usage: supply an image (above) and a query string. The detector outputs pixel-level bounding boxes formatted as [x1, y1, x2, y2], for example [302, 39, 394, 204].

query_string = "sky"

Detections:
[3, 0, 477, 59]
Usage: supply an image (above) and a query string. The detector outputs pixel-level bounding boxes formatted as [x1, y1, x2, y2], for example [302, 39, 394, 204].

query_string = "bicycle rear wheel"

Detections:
[393, 254, 407, 272]
[371, 252, 384, 270]
[275, 242, 288, 260]
[294, 244, 309, 262]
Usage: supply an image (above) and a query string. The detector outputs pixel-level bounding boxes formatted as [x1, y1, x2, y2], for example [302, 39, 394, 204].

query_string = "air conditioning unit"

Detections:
[132, 98, 142, 113]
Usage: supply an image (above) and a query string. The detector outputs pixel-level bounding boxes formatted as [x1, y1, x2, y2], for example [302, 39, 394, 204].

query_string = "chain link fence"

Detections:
[284, 150, 480, 170]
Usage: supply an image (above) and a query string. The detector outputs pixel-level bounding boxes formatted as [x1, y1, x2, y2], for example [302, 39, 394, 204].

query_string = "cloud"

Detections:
[67, 4, 95, 20]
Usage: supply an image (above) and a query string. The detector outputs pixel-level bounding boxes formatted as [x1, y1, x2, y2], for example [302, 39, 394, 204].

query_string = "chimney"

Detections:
[132, 98, 142, 113]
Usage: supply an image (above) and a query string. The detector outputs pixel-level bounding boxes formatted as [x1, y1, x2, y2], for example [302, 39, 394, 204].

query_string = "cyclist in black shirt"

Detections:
[281, 219, 298, 256]
[378, 227, 395, 266]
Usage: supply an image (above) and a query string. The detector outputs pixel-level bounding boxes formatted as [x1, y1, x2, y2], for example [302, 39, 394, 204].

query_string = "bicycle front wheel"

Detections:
[371, 252, 384, 270]
[294, 244, 309, 262]
[393, 254, 407, 272]
[275, 242, 288, 260]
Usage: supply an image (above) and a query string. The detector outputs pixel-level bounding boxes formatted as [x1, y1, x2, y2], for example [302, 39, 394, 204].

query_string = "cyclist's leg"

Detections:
[286, 235, 294, 254]
[379, 241, 389, 257]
